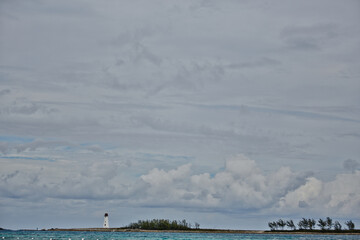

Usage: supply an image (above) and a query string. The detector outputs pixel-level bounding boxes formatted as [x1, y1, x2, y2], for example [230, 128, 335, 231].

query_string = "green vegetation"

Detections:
[286, 220, 296, 230]
[124, 219, 199, 230]
[317, 218, 326, 230]
[345, 220, 355, 230]
[326, 217, 333, 230]
[268, 217, 357, 232]
[297, 218, 316, 230]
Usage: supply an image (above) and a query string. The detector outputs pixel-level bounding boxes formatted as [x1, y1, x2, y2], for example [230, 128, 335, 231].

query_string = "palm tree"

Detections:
[345, 220, 355, 230]
[334, 221, 342, 231]
[286, 220, 296, 230]
[317, 218, 326, 230]
[268, 221, 278, 231]
[308, 219, 316, 230]
[298, 218, 309, 230]
[194, 222, 200, 229]
[277, 219, 286, 230]
[326, 217, 333, 230]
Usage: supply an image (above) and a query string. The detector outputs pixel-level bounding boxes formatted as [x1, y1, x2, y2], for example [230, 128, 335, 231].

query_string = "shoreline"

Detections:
[44, 228, 360, 235]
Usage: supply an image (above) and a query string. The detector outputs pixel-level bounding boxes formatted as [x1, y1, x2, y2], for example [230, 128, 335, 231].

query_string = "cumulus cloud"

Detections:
[1, 154, 358, 217]
[139, 155, 360, 217]
[279, 177, 323, 211]
[137, 155, 317, 211]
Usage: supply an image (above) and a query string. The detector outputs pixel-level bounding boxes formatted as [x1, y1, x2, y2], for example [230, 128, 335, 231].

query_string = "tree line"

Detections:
[268, 217, 355, 231]
[125, 219, 200, 230]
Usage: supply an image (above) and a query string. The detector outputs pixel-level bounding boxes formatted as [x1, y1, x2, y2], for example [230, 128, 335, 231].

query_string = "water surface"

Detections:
[1, 230, 359, 240]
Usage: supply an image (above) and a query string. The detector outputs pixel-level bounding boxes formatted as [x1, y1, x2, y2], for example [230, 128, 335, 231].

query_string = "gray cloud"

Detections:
[298, 200, 309, 208]
[13, 140, 72, 153]
[0, 142, 9, 154]
[0, 100, 58, 116]
[343, 159, 360, 172]
[0, 89, 11, 97]
[85, 145, 104, 153]
[226, 57, 281, 69]
[280, 23, 338, 50]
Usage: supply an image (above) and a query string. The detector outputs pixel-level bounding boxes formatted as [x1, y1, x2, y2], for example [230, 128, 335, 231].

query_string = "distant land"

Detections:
[46, 228, 360, 235]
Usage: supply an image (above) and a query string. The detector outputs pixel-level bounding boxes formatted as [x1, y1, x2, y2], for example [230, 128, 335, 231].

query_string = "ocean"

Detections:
[0, 231, 359, 240]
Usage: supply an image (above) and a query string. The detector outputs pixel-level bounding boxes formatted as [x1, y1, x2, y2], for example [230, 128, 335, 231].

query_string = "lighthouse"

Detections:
[103, 213, 109, 228]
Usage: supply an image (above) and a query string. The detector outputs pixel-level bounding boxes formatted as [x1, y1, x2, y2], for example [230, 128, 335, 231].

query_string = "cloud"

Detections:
[85, 145, 104, 153]
[145, 60, 226, 95]
[13, 140, 71, 153]
[323, 171, 360, 216]
[2, 154, 358, 218]
[277, 171, 360, 217]
[0, 140, 73, 155]
[0, 89, 11, 97]
[137, 155, 312, 211]
[279, 177, 323, 211]
[343, 159, 360, 172]
[137, 155, 360, 217]
[280, 23, 338, 50]
[0, 100, 58, 116]
[226, 57, 281, 70]
[0, 142, 9, 154]
[109, 25, 168, 49]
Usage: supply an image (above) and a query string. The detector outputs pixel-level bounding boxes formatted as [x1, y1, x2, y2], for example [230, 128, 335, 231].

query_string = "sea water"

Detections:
[0, 230, 359, 240]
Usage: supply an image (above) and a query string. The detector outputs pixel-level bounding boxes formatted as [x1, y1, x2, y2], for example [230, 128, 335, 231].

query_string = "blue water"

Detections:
[0, 231, 359, 240]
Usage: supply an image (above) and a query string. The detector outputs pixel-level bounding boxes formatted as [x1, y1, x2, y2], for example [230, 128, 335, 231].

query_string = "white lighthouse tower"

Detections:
[103, 213, 109, 228]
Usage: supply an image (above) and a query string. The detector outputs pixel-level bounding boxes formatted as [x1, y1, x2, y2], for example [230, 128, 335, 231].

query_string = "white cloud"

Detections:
[141, 155, 360, 218]
[323, 171, 360, 215]
[2, 154, 358, 218]
[279, 177, 323, 210]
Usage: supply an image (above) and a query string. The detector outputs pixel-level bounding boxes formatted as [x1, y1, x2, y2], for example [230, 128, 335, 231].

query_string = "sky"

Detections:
[0, 0, 359, 230]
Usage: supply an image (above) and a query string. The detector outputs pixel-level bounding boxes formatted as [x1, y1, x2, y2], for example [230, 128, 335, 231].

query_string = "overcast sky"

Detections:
[0, 0, 359, 230]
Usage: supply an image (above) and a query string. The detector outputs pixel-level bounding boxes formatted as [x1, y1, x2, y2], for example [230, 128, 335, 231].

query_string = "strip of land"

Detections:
[46, 228, 360, 235]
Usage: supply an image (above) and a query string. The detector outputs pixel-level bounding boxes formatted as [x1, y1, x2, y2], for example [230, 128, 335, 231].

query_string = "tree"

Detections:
[298, 218, 309, 230]
[180, 219, 189, 229]
[317, 218, 327, 230]
[286, 220, 296, 230]
[171, 220, 178, 229]
[345, 220, 355, 230]
[308, 218, 316, 230]
[125, 219, 193, 230]
[334, 221, 342, 231]
[194, 222, 200, 229]
[277, 219, 286, 230]
[268, 221, 278, 231]
[326, 217, 333, 230]
[286, 220, 295, 230]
